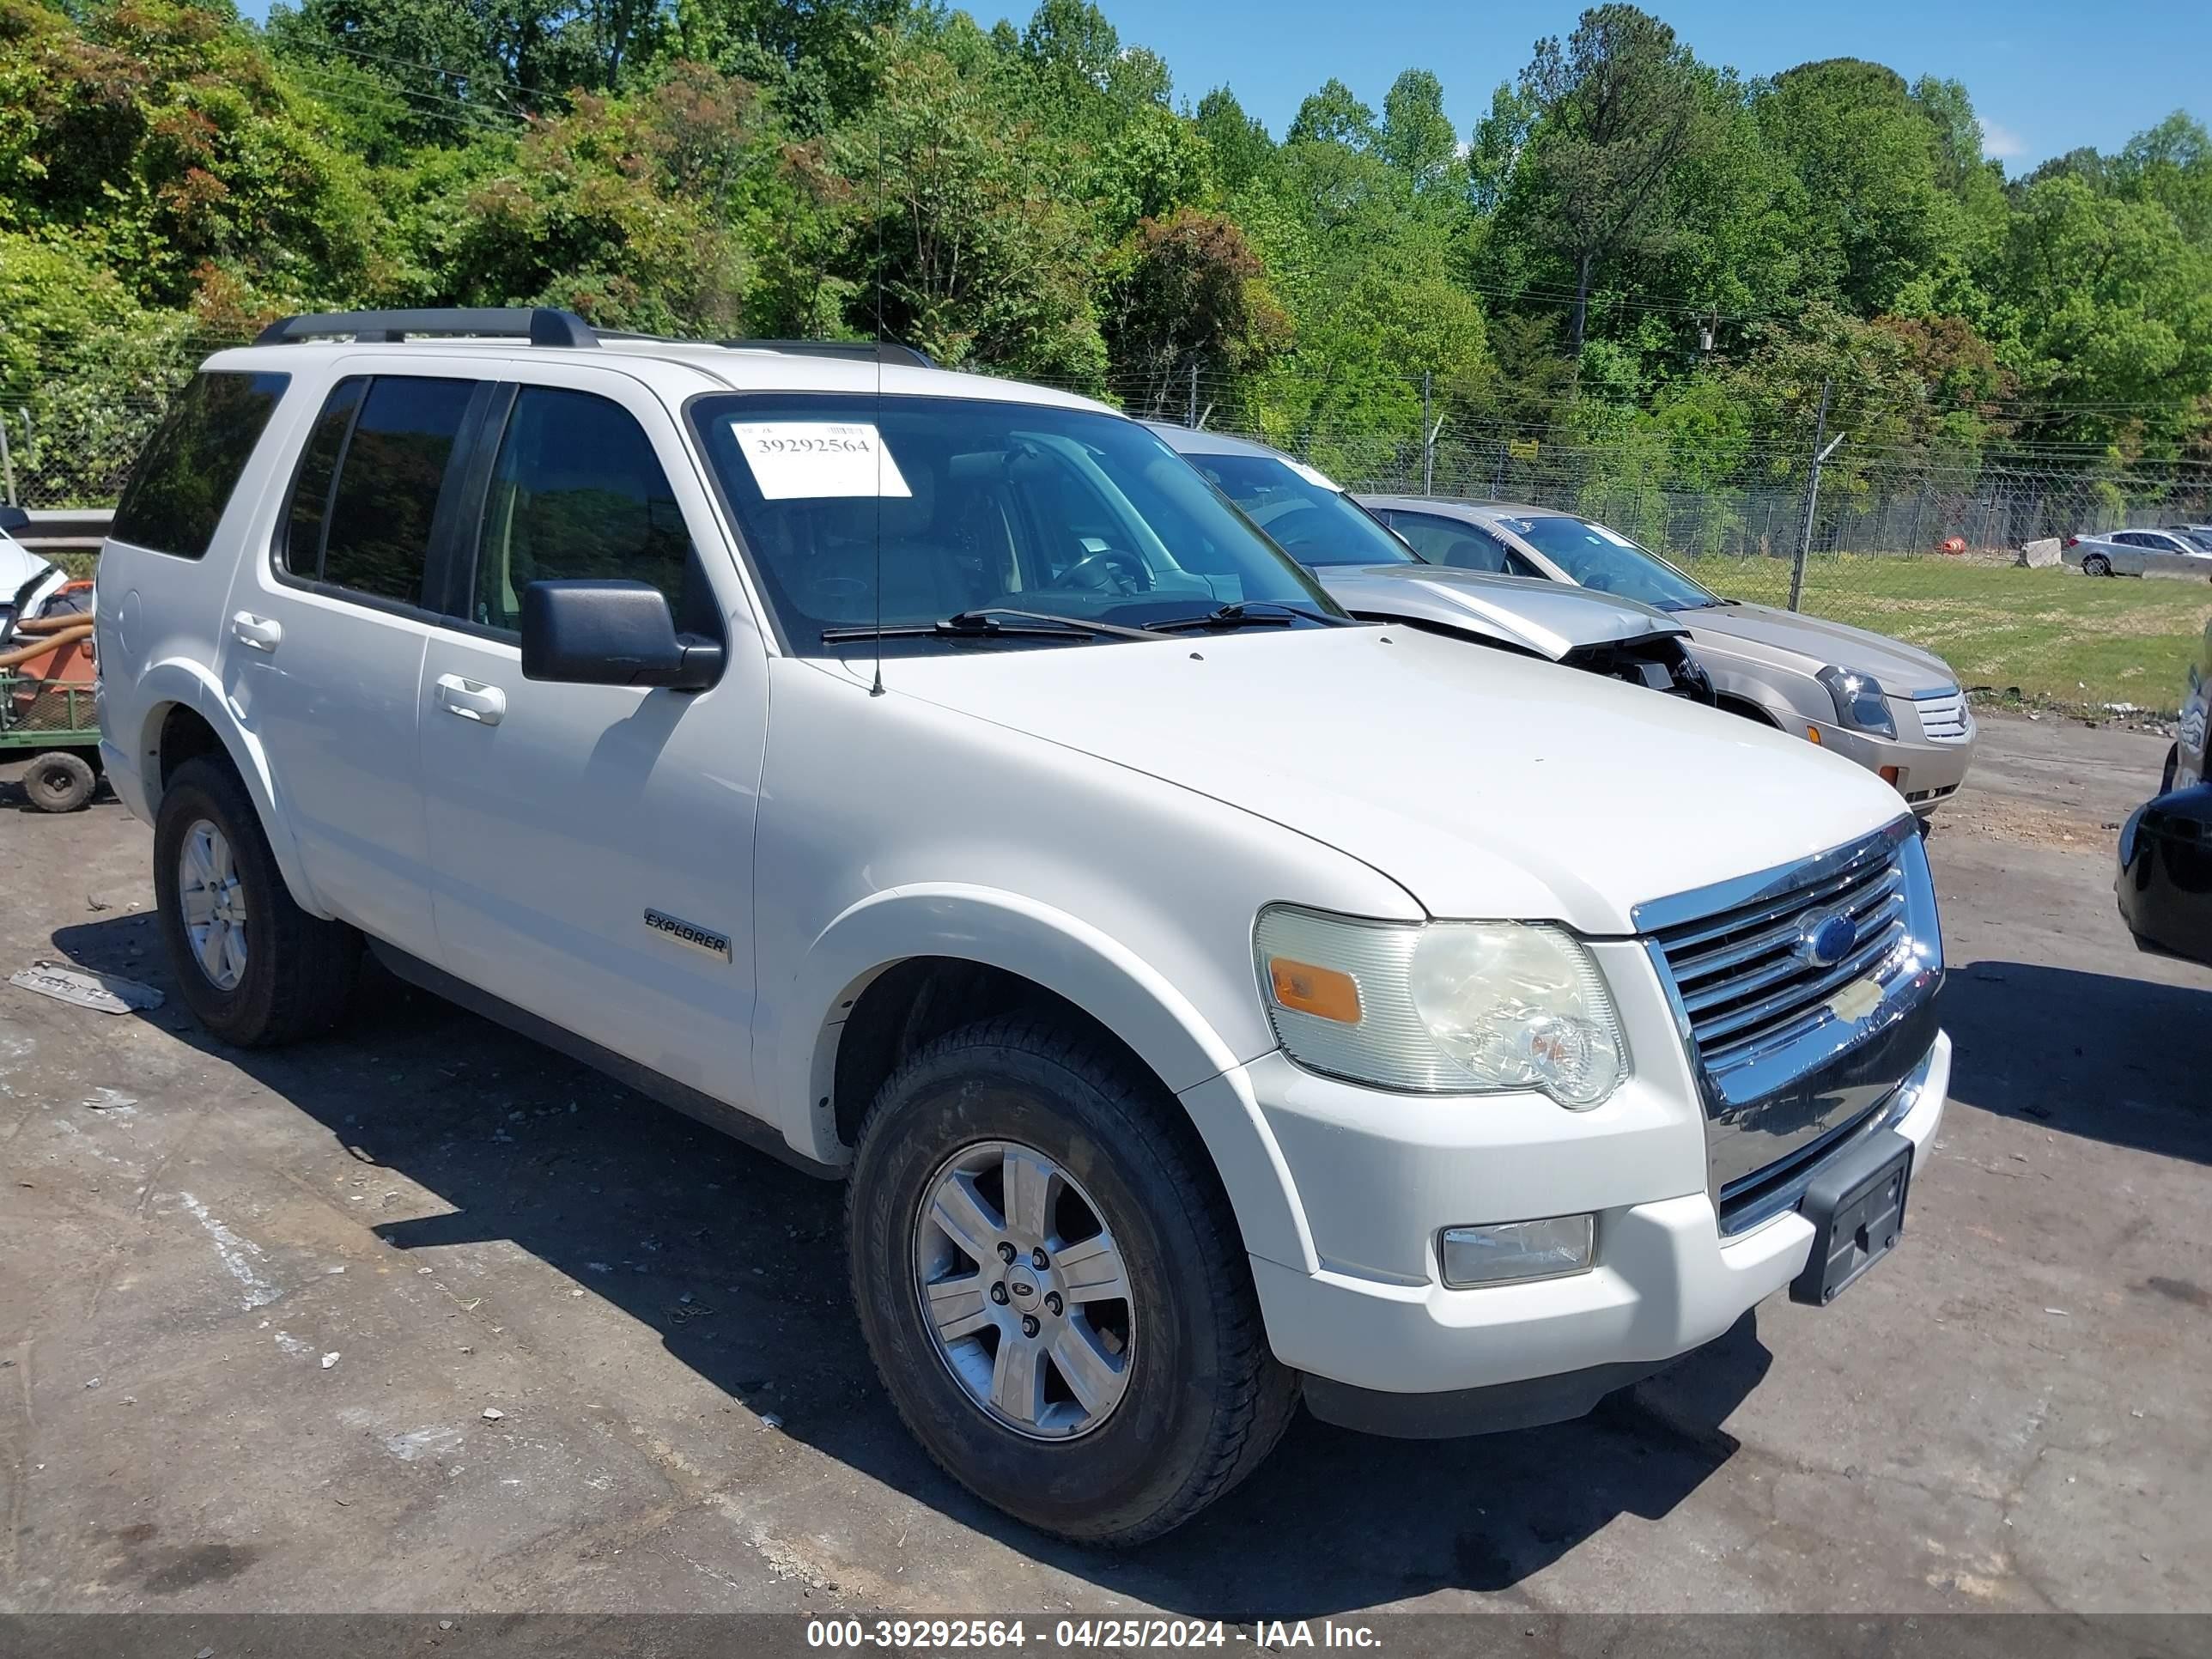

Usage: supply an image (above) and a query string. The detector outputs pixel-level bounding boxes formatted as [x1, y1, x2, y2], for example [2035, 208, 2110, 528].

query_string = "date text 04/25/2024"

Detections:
[803, 1620, 1382, 1650]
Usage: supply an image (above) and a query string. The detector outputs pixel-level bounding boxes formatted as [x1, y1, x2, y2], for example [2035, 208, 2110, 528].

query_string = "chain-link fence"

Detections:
[0, 398, 170, 514]
[7, 342, 2209, 716]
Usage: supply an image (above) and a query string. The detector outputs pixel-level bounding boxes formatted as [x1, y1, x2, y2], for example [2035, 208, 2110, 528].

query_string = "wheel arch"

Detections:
[780, 886, 1316, 1273]
[133, 661, 327, 920]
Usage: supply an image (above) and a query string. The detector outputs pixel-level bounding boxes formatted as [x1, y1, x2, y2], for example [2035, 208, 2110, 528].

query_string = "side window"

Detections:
[472, 387, 692, 634]
[1392, 511, 1518, 574]
[112, 371, 289, 560]
[307, 376, 477, 605]
[280, 379, 366, 579]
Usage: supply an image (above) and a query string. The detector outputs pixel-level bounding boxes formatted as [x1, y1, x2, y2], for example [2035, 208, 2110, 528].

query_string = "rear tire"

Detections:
[153, 756, 359, 1046]
[24, 750, 95, 812]
[848, 1015, 1297, 1545]
[2082, 553, 2112, 577]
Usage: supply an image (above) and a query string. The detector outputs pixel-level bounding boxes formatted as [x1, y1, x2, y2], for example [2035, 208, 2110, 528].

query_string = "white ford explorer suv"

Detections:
[95, 309, 1949, 1544]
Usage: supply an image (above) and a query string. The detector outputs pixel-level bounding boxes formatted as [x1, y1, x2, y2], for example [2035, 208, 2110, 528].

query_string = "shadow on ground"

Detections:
[51, 912, 1766, 1614]
[1941, 959, 2212, 1165]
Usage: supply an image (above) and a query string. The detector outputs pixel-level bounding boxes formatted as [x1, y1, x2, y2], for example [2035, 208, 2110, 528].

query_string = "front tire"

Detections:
[153, 756, 359, 1046]
[848, 1015, 1297, 1545]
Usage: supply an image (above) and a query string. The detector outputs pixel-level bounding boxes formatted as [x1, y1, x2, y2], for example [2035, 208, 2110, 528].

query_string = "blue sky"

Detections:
[989, 0, 2209, 172]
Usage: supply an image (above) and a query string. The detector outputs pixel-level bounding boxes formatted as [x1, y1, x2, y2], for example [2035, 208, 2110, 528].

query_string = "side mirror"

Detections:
[0, 505, 29, 536]
[520, 580, 722, 690]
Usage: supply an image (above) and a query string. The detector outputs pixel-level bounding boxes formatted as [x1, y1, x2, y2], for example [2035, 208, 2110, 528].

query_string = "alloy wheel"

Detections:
[912, 1139, 1134, 1440]
[178, 818, 249, 991]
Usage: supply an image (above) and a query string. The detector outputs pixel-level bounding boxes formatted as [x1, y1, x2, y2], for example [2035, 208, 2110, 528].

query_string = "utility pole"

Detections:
[1420, 371, 1433, 495]
[1187, 360, 1198, 428]
[1789, 379, 1842, 613]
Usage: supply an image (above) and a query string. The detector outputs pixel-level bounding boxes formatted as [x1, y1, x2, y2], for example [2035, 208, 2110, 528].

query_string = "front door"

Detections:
[416, 369, 768, 1108]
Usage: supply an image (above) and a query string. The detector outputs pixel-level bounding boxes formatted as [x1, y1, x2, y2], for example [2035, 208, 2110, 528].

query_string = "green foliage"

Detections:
[1193, 87, 1273, 194]
[1103, 207, 1287, 414]
[835, 34, 1106, 380]
[1502, 5, 1711, 349]
[1757, 59, 1955, 314]
[1, 0, 384, 309]
[2, 0, 2209, 514]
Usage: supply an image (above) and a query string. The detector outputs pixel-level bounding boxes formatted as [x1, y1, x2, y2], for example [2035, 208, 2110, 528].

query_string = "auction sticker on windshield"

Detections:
[729, 422, 913, 500]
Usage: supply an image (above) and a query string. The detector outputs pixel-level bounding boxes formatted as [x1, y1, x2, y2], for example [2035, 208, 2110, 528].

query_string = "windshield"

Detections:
[1500, 514, 1721, 612]
[690, 395, 1346, 656]
[1181, 453, 1416, 568]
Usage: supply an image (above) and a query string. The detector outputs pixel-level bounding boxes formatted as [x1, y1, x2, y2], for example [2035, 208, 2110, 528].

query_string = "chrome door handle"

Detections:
[230, 611, 282, 652]
[434, 673, 506, 726]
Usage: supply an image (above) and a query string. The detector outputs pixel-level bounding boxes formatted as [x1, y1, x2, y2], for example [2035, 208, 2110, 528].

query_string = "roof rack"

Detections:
[252, 309, 937, 368]
[719, 337, 936, 369]
[255, 307, 599, 349]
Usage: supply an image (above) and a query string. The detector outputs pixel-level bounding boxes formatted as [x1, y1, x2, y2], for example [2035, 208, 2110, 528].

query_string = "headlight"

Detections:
[1817, 665, 1898, 738]
[1254, 906, 1627, 1108]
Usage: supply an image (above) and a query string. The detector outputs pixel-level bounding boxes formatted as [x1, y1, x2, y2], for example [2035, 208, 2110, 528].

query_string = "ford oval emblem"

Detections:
[1798, 909, 1857, 968]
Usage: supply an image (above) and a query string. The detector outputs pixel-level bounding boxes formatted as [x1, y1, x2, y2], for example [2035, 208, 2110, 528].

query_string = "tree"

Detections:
[1378, 70, 1457, 195]
[0, 0, 386, 311]
[1758, 59, 1952, 313]
[836, 40, 1106, 380]
[1103, 208, 1288, 414]
[1511, 5, 1708, 352]
[1193, 86, 1273, 193]
[1092, 103, 1211, 233]
[2003, 172, 2212, 453]
[1286, 78, 1376, 150]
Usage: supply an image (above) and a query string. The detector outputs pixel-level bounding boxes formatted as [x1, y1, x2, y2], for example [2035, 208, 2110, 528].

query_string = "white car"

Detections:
[95, 309, 1949, 1544]
[1, 506, 53, 621]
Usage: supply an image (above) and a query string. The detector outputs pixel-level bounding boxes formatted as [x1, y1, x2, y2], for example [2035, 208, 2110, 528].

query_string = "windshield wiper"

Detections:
[1140, 601, 1341, 634]
[821, 607, 1155, 643]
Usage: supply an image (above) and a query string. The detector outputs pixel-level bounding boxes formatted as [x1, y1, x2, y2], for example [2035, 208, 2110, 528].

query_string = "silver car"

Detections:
[1360, 495, 1978, 819]
[1145, 425, 1714, 702]
[2065, 526, 2212, 576]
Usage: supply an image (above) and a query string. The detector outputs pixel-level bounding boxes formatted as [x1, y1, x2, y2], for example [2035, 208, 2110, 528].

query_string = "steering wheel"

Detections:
[1055, 547, 1152, 595]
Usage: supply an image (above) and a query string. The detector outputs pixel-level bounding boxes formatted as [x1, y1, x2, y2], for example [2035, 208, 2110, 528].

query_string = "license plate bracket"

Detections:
[1790, 1130, 1913, 1306]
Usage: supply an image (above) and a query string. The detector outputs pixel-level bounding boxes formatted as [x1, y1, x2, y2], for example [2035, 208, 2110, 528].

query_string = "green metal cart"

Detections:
[1, 672, 100, 811]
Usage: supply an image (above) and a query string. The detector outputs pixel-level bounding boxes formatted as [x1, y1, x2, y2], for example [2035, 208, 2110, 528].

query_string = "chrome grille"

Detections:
[1650, 838, 1910, 1069]
[1912, 687, 1971, 744]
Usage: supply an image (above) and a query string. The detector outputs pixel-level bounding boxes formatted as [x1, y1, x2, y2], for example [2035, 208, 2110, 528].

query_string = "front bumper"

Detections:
[1809, 720, 1974, 815]
[1243, 1030, 1949, 1427]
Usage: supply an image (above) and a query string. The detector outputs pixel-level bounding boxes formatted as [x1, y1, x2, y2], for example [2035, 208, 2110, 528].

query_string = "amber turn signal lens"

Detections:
[1879, 764, 1900, 785]
[1267, 957, 1362, 1024]
[1805, 726, 1823, 744]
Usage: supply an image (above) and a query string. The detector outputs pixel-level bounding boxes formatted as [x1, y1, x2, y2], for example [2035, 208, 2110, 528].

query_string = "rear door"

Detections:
[415, 367, 768, 1103]
[225, 368, 489, 954]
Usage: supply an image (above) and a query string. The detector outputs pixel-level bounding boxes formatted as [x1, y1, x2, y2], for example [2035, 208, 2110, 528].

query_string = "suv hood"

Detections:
[882, 625, 1906, 933]
[1316, 564, 1682, 660]
[1682, 602, 1957, 690]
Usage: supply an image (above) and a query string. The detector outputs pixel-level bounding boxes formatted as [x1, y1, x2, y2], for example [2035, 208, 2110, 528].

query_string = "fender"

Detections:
[1701, 663, 1796, 728]
[775, 884, 1318, 1273]
[129, 656, 330, 921]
